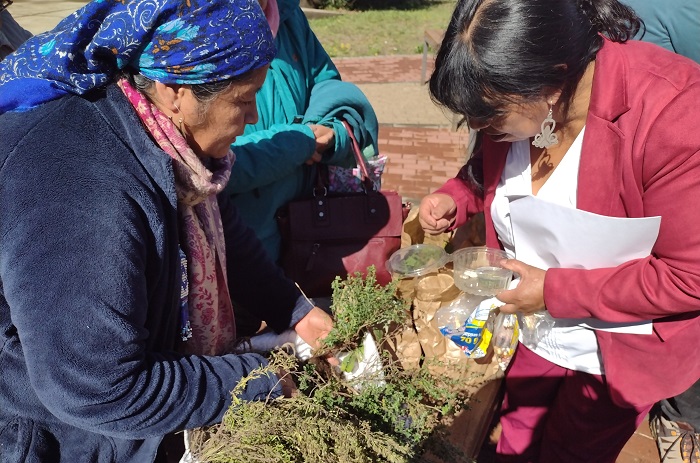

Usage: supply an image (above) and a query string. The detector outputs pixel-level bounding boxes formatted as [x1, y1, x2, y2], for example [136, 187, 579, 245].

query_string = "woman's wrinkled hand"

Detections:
[418, 193, 457, 234]
[307, 124, 335, 165]
[496, 259, 546, 316]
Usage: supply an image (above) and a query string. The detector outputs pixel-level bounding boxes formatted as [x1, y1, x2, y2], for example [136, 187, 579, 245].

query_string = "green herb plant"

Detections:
[192, 267, 474, 463]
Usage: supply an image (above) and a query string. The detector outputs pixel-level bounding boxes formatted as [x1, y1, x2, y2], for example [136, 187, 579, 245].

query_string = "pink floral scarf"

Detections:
[118, 78, 236, 356]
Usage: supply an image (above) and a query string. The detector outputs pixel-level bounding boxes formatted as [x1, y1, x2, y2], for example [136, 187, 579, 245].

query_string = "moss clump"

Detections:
[192, 267, 474, 463]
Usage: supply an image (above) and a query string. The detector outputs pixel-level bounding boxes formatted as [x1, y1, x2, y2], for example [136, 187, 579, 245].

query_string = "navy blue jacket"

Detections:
[0, 85, 307, 462]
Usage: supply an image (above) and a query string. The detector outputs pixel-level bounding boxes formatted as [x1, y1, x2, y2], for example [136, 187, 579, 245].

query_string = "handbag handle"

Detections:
[342, 120, 376, 192]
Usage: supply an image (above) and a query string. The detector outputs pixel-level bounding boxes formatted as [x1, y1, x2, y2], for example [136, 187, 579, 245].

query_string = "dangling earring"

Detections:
[532, 105, 559, 149]
[173, 103, 185, 134]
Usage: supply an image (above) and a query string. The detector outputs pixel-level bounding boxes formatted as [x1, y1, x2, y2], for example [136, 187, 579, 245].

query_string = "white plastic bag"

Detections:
[436, 293, 502, 359]
[492, 312, 519, 371]
[518, 311, 555, 350]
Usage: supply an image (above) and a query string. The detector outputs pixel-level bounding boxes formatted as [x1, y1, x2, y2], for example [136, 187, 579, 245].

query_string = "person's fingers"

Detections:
[435, 217, 453, 230]
[500, 259, 524, 276]
[310, 124, 335, 147]
[418, 194, 456, 234]
[418, 211, 437, 230]
[418, 198, 441, 230]
[498, 302, 518, 314]
[419, 212, 450, 234]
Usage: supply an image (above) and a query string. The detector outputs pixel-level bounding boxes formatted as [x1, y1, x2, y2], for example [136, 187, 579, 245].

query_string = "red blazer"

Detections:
[436, 38, 700, 408]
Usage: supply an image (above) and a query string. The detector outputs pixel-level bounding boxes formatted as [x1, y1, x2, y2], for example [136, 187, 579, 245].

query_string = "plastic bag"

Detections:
[518, 310, 555, 350]
[436, 293, 502, 359]
[503, 278, 554, 351]
[328, 155, 387, 193]
[492, 312, 519, 371]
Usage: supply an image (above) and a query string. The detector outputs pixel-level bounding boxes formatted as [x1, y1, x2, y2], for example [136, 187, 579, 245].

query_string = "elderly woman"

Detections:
[419, 0, 700, 461]
[0, 0, 332, 461]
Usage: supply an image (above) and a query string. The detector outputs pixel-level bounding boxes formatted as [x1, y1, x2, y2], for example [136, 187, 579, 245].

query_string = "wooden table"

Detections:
[448, 360, 503, 460]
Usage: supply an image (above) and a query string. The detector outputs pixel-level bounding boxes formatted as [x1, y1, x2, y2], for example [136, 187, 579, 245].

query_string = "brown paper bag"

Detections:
[394, 208, 504, 462]
[393, 207, 487, 375]
[413, 271, 475, 377]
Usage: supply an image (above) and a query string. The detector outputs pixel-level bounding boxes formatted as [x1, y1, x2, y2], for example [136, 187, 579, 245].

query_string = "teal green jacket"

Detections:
[623, 0, 700, 63]
[224, 0, 378, 262]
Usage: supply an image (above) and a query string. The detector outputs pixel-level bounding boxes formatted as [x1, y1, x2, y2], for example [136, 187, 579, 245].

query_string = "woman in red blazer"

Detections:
[419, 0, 700, 461]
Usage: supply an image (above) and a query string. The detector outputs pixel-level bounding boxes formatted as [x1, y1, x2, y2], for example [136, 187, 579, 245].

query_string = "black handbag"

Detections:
[276, 121, 409, 298]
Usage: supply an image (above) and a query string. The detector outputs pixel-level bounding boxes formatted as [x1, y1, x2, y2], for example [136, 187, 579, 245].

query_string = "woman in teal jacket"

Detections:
[622, 0, 700, 63]
[223, 0, 379, 264]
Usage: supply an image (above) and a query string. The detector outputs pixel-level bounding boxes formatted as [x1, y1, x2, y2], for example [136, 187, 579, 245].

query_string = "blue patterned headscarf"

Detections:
[0, 0, 276, 113]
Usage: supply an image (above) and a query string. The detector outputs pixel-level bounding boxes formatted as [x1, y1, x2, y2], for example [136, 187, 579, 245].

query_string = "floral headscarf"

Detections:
[0, 0, 276, 113]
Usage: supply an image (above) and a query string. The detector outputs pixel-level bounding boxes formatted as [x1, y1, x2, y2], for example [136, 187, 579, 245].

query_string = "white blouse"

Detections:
[490, 128, 605, 375]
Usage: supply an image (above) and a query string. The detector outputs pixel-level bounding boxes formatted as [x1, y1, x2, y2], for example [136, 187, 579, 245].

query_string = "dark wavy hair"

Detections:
[429, 0, 641, 126]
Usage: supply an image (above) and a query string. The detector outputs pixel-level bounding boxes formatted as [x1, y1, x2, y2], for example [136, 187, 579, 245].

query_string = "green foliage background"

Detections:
[310, 0, 443, 10]
[308, 1, 456, 57]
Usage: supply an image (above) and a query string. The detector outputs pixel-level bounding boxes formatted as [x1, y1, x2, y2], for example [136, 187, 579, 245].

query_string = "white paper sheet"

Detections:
[337, 332, 385, 390]
[508, 195, 661, 334]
